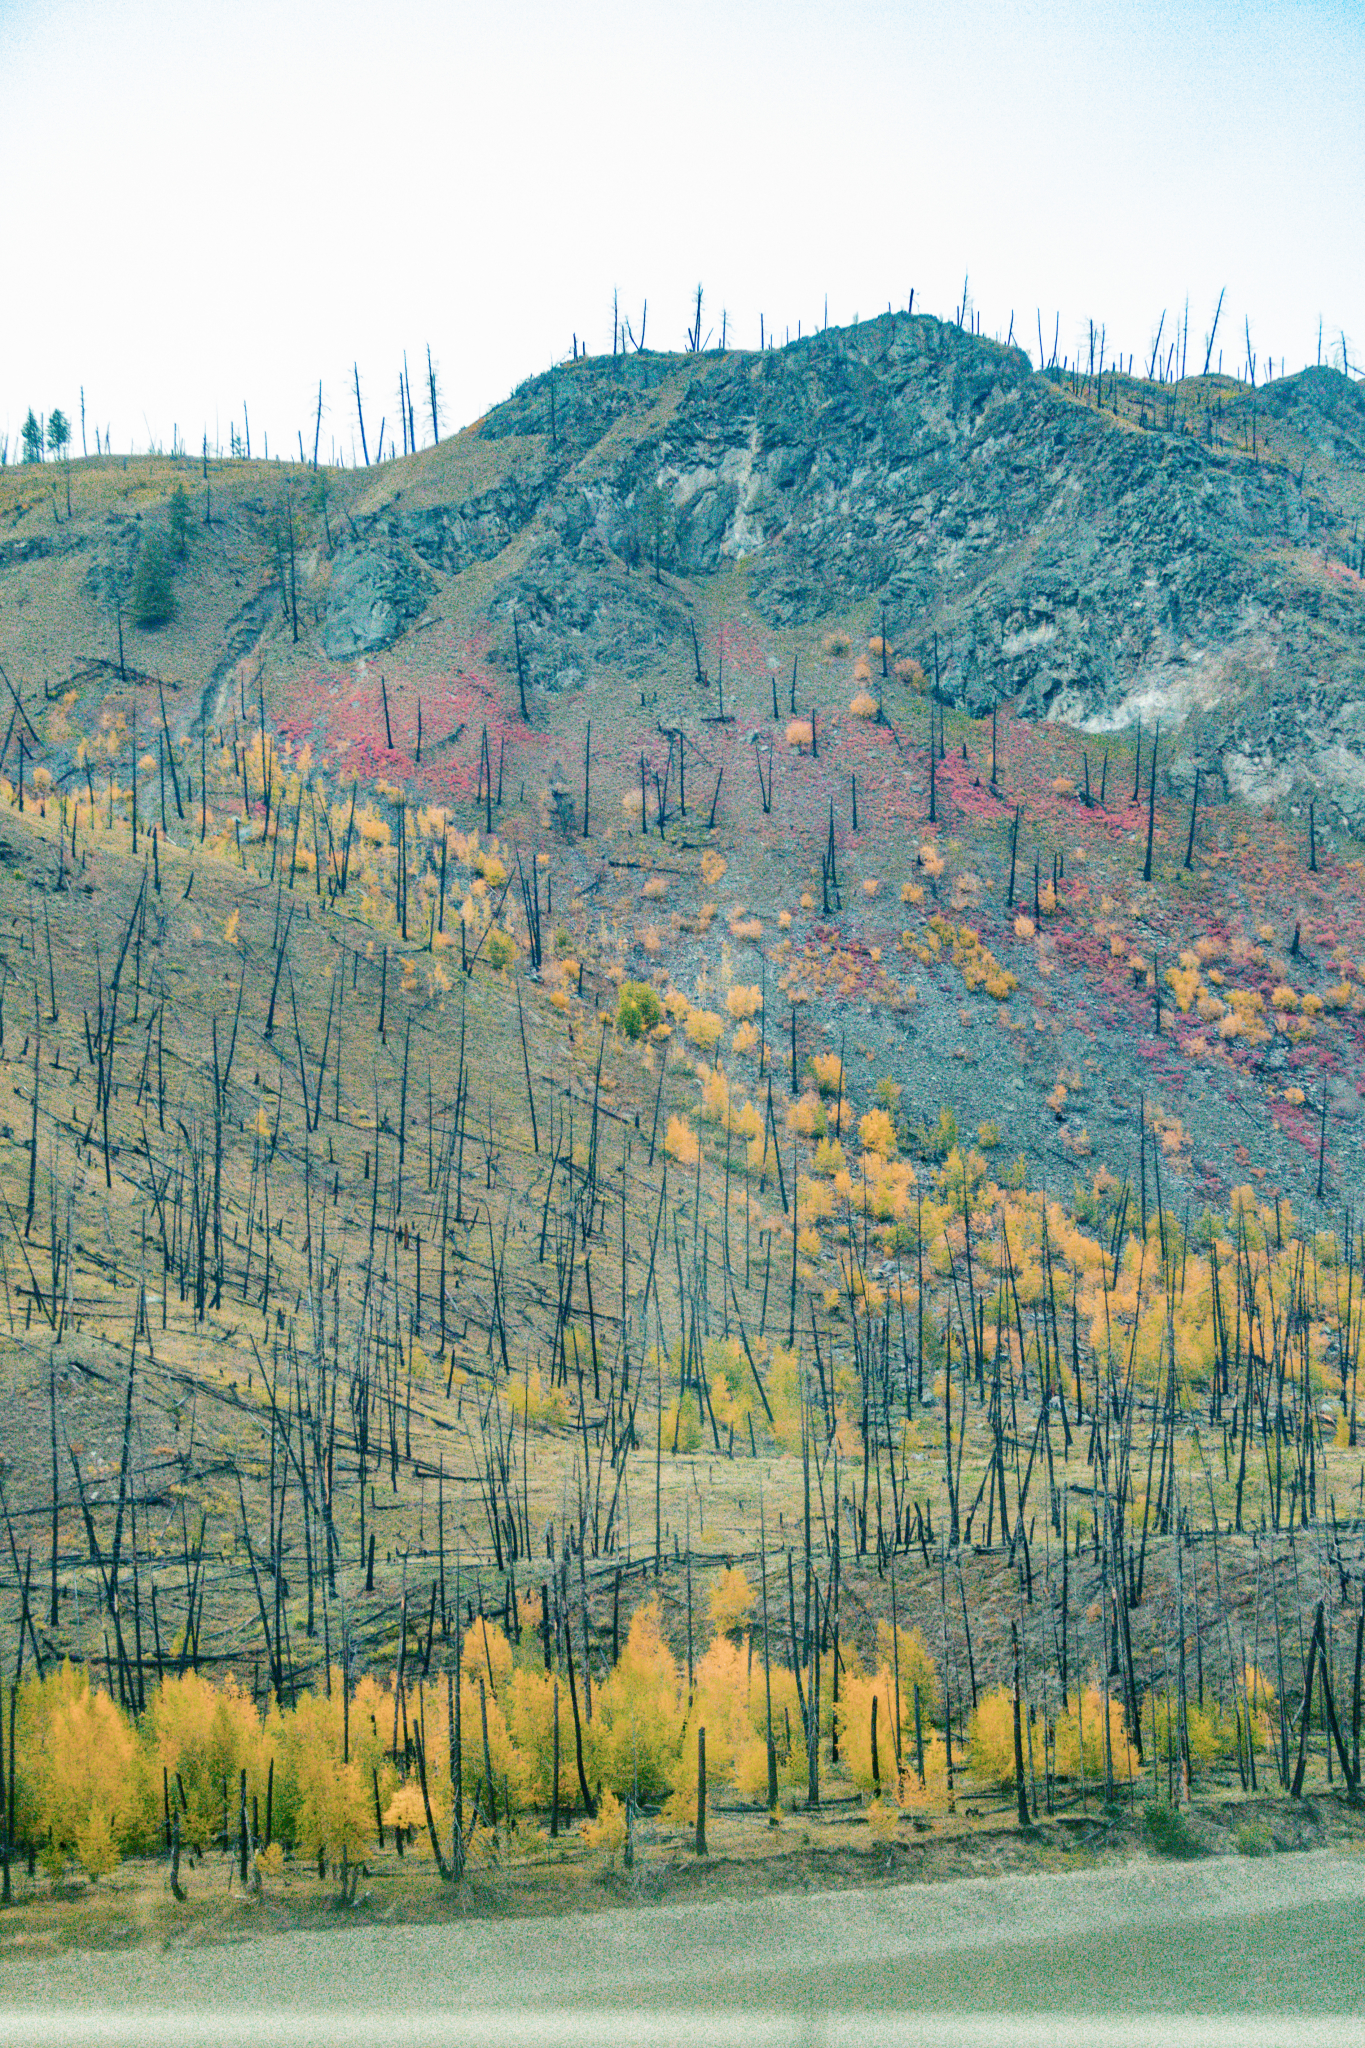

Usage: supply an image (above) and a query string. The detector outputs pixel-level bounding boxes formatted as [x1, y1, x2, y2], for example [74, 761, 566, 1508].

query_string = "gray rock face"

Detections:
[322, 549, 427, 657]
[498, 537, 698, 690]
[393, 474, 547, 578]
[362, 318, 1365, 826]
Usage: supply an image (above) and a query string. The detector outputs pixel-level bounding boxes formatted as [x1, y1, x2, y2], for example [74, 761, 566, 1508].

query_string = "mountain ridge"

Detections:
[344, 314, 1365, 822]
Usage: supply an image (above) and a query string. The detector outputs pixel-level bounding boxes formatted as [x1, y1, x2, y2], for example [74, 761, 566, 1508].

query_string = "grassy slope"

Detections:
[0, 350, 1362, 1915]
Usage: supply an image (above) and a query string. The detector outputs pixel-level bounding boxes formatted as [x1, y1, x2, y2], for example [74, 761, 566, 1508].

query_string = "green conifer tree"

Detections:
[130, 532, 175, 627]
[168, 483, 191, 560]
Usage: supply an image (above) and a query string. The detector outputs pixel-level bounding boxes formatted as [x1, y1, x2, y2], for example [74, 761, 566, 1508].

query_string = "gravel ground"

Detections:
[2, 1846, 1362, 2045]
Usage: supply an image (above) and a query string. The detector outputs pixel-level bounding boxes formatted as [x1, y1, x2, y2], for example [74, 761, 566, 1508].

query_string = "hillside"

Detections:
[6, 315, 1365, 797]
[5, 318, 1365, 1215]
[0, 315, 1362, 1905]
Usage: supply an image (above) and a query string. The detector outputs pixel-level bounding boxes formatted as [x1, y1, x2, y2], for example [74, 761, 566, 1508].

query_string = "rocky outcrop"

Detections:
[322, 547, 429, 658]
[385, 473, 548, 579]
[368, 318, 1365, 827]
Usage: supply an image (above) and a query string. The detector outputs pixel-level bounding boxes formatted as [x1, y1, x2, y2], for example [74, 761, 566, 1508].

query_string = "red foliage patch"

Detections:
[278, 627, 542, 804]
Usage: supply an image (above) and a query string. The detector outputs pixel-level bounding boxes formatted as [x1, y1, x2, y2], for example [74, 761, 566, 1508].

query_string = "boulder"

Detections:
[323, 549, 425, 658]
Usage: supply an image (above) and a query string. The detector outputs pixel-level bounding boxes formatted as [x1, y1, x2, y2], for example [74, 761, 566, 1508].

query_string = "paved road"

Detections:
[1, 1849, 1361, 2046]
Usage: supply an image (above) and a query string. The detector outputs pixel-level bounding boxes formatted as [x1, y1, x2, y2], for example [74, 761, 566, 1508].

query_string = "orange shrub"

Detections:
[665, 1115, 700, 1166]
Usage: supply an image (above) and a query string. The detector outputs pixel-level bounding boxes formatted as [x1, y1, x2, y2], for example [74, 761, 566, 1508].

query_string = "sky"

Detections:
[3, 0, 1362, 461]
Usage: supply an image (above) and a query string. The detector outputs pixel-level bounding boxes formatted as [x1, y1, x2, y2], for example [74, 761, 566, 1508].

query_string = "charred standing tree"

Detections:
[353, 364, 370, 466]
[513, 612, 530, 721]
[427, 345, 440, 444]
[1184, 766, 1200, 868]
[1143, 722, 1160, 882]
[582, 723, 591, 839]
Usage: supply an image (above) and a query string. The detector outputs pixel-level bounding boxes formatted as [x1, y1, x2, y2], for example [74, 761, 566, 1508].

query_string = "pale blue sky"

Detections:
[3, 0, 1361, 458]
